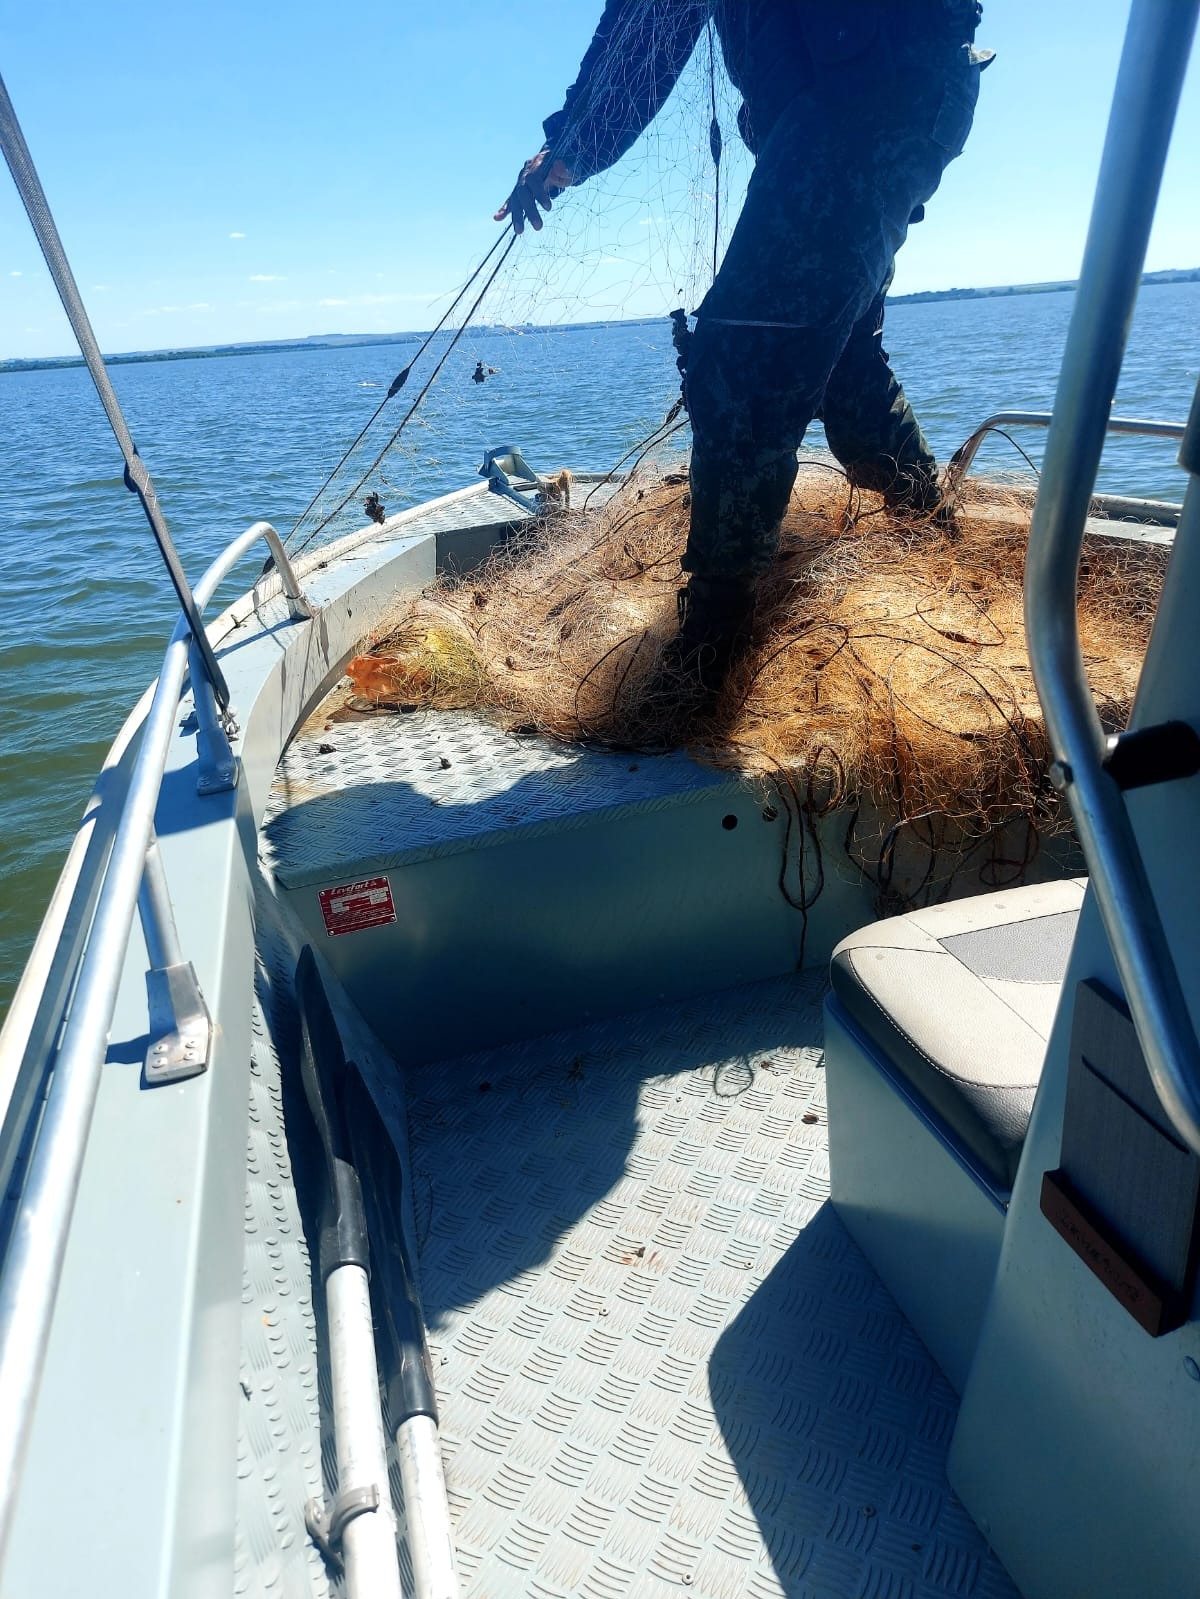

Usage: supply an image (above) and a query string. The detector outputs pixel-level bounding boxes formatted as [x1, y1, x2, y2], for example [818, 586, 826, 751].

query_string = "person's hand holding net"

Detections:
[495, 150, 574, 233]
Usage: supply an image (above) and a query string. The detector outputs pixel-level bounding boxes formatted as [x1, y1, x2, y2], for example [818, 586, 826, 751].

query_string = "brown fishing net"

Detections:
[344, 465, 1165, 907]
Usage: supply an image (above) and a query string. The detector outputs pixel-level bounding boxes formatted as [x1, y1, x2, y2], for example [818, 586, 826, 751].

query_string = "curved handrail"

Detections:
[1023, 0, 1200, 1152]
[948, 409, 1186, 482]
[0, 521, 311, 1564]
[249, 520, 314, 622]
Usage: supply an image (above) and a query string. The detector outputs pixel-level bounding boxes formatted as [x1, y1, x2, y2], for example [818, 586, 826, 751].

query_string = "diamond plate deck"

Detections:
[238, 891, 436, 1598]
[409, 972, 1021, 1599]
[236, 919, 1021, 1597]
[262, 712, 742, 889]
[239, 885, 454, 1598]
[236, 905, 335, 1599]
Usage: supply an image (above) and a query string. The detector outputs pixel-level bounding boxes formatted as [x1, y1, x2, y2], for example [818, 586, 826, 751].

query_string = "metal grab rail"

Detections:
[0, 520, 310, 1565]
[1023, 0, 1200, 1152]
[949, 410, 1186, 480]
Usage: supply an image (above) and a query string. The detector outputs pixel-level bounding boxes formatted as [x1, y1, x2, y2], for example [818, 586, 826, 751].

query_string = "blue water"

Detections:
[1, 281, 1198, 1016]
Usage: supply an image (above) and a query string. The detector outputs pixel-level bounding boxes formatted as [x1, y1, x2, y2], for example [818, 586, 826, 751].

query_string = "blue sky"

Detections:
[2, 0, 1198, 360]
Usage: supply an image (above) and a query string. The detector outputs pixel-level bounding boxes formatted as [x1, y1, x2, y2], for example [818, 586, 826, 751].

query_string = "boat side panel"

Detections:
[278, 787, 862, 1065]
[950, 465, 1200, 1595]
[2, 532, 435, 1599]
[3, 784, 257, 1599]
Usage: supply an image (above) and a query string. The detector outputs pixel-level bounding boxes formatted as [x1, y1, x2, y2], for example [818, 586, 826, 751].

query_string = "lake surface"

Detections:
[1, 280, 1198, 1017]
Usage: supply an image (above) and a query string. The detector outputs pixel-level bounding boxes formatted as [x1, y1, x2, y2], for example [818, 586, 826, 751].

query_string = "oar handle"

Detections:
[319, 1158, 370, 1281]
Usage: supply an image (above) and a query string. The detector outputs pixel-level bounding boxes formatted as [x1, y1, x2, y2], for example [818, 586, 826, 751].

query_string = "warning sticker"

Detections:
[319, 876, 397, 937]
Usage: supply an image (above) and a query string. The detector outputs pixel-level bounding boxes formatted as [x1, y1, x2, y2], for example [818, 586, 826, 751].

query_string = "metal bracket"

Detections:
[144, 961, 212, 1084]
[480, 444, 544, 513]
[189, 635, 240, 794]
[304, 1484, 380, 1568]
[196, 723, 239, 794]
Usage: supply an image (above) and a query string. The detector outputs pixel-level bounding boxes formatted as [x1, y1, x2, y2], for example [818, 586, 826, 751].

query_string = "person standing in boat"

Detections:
[496, 1, 992, 697]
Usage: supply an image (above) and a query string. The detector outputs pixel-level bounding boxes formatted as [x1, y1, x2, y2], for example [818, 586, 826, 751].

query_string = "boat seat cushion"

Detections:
[830, 879, 1087, 1188]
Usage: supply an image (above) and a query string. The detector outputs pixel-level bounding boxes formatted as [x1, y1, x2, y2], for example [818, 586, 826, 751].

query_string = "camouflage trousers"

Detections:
[682, 19, 988, 580]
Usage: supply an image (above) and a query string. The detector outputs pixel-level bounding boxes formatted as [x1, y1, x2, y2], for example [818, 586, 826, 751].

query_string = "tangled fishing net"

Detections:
[283, 2, 1166, 912]
[343, 465, 1164, 907]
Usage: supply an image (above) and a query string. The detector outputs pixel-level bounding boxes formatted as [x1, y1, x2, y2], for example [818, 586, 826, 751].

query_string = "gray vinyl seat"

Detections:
[830, 878, 1087, 1189]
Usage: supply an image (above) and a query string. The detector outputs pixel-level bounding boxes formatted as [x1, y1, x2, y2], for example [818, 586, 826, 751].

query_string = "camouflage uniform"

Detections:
[541, 1, 991, 582]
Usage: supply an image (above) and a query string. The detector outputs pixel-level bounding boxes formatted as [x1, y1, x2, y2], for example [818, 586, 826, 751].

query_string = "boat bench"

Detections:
[824, 877, 1086, 1391]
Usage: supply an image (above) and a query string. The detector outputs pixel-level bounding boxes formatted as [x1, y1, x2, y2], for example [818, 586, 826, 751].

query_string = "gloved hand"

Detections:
[494, 150, 573, 234]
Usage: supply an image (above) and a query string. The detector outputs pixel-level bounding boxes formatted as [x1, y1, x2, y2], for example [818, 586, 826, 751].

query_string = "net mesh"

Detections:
[284, 4, 750, 561]
[339, 465, 1163, 910]
[281, 7, 1167, 915]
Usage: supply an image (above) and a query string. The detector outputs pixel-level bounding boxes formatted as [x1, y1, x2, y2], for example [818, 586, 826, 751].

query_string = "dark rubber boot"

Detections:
[884, 468, 959, 534]
[670, 575, 757, 683]
[633, 575, 758, 735]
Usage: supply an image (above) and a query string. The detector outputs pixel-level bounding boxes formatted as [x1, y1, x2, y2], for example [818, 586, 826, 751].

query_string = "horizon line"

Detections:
[4, 266, 1198, 371]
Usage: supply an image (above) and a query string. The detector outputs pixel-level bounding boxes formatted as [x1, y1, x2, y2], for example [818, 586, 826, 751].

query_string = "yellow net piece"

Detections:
[346, 466, 1164, 903]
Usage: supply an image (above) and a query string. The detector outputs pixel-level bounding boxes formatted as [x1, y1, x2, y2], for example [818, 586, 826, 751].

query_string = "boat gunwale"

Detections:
[0, 506, 443, 1593]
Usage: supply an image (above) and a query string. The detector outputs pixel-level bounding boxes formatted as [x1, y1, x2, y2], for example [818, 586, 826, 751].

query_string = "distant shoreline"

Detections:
[0, 316, 663, 376]
[889, 266, 1199, 306]
[4, 269, 1197, 375]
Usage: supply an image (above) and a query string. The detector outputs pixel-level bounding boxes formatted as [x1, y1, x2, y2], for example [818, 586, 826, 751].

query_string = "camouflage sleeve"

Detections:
[541, 0, 705, 183]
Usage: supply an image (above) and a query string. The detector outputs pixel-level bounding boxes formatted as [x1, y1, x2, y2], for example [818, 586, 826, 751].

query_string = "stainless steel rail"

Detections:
[0, 521, 310, 1563]
[192, 522, 313, 794]
[1024, 0, 1200, 1151]
[949, 409, 1186, 480]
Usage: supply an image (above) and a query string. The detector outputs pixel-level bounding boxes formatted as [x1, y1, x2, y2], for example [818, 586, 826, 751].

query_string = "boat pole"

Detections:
[295, 949, 404, 1599]
[297, 947, 460, 1598]
[343, 1063, 460, 1599]
[0, 71, 232, 712]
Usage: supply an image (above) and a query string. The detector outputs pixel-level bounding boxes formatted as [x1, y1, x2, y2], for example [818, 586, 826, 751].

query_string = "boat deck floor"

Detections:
[237, 903, 1018, 1598]
[231, 455, 1173, 1596]
[412, 971, 1017, 1599]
